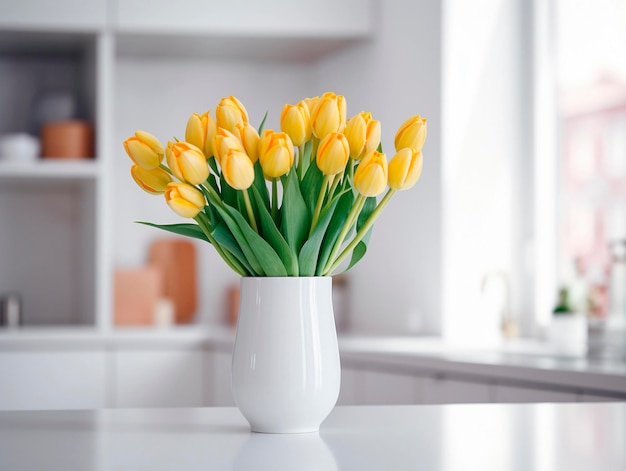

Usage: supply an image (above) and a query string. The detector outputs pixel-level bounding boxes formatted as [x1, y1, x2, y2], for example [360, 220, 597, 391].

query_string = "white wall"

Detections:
[442, 0, 527, 344]
[312, 0, 443, 334]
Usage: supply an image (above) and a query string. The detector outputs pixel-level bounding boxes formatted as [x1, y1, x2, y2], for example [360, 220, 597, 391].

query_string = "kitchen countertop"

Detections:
[0, 404, 624, 470]
[339, 336, 626, 397]
[1, 326, 625, 396]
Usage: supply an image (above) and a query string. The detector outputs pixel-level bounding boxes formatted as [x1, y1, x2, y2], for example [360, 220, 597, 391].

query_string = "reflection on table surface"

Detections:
[0, 404, 624, 471]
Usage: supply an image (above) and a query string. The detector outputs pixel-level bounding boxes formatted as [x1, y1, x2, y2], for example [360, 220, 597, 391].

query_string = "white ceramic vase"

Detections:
[231, 277, 341, 434]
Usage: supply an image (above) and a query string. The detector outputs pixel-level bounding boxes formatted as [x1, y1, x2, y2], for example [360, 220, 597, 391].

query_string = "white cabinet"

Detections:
[581, 393, 622, 402]
[0, 351, 106, 410]
[113, 0, 373, 60]
[337, 367, 360, 405]
[339, 368, 495, 406]
[494, 384, 579, 403]
[0, 0, 107, 31]
[420, 377, 493, 404]
[360, 369, 420, 405]
[113, 0, 372, 36]
[338, 367, 597, 406]
[339, 367, 420, 405]
[208, 349, 235, 406]
[112, 349, 205, 407]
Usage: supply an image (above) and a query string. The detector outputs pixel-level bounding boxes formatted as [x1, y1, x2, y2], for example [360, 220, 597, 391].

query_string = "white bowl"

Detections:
[0, 133, 40, 162]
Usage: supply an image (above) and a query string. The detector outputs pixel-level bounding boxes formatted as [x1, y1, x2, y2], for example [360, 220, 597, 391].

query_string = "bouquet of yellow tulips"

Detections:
[123, 92, 426, 277]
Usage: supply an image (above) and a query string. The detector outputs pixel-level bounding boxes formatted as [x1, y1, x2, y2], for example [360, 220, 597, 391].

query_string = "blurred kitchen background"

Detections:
[1, 0, 626, 410]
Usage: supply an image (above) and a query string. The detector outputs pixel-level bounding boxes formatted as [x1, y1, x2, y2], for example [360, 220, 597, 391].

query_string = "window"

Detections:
[554, 0, 626, 322]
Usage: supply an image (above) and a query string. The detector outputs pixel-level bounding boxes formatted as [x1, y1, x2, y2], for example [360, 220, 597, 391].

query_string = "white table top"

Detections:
[0, 404, 624, 470]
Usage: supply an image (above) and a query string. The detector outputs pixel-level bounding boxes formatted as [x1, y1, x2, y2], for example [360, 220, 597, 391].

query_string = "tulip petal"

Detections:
[125, 138, 160, 169]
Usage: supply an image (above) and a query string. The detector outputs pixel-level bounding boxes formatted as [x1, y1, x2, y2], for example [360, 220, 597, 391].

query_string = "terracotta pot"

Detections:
[114, 268, 163, 326]
[148, 239, 197, 324]
[41, 120, 94, 159]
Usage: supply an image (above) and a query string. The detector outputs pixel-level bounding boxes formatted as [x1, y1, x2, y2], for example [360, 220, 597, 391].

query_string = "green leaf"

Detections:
[258, 111, 269, 134]
[358, 196, 377, 230]
[236, 191, 247, 217]
[298, 195, 341, 276]
[136, 222, 209, 243]
[281, 169, 309, 254]
[203, 204, 218, 226]
[211, 203, 265, 275]
[316, 190, 354, 276]
[205, 173, 220, 194]
[342, 236, 370, 273]
[251, 185, 298, 276]
[301, 158, 324, 214]
[208, 158, 219, 175]
[211, 222, 254, 275]
[252, 161, 270, 210]
[340, 196, 377, 273]
[217, 203, 288, 277]
[300, 140, 312, 177]
[199, 184, 220, 226]
[220, 173, 238, 208]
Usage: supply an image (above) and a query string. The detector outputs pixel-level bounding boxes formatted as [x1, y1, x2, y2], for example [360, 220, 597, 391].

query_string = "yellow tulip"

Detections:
[235, 122, 260, 164]
[344, 112, 381, 160]
[394, 115, 427, 153]
[388, 148, 423, 191]
[280, 102, 311, 147]
[185, 111, 217, 158]
[316, 132, 350, 175]
[311, 92, 347, 139]
[166, 141, 209, 185]
[213, 127, 245, 166]
[216, 95, 249, 134]
[301, 96, 319, 117]
[258, 130, 294, 179]
[164, 182, 205, 218]
[354, 151, 388, 197]
[221, 149, 255, 190]
[123, 130, 164, 169]
[130, 165, 172, 194]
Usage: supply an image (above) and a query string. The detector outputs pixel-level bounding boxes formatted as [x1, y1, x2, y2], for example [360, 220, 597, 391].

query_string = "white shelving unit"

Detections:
[0, 160, 99, 180]
[0, 0, 374, 334]
[0, 24, 102, 328]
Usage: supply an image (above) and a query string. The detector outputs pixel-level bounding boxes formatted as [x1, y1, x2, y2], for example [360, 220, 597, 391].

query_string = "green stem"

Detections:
[310, 174, 331, 235]
[322, 195, 365, 274]
[324, 189, 396, 275]
[159, 163, 175, 178]
[328, 170, 343, 199]
[271, 178, 278, 222]
[194, 213, 247, 276]
[202, 182, 222, 204]
[242, 189, 258, 232]
[297, 144, 305, 180]
[311, 137, 319, 161]
[200, 182, 228, 218]
[348, 159, 355, 184]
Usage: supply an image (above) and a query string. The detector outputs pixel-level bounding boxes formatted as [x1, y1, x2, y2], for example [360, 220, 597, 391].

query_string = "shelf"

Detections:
[0, 325, 235, 351]
[0, 30, 96, 54]
[116, 33, 369, 62]
[113, 0, 373, 61]
[0, 159, 99, 181]
[0, 0, 106, 34]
